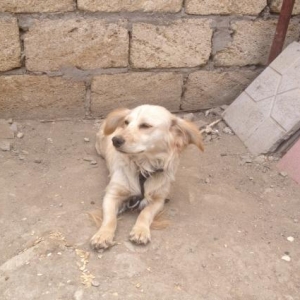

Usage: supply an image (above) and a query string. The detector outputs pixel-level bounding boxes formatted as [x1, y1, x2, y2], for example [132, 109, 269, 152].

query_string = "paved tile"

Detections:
[278, 138, 300, 184]
[223, 42, 300, 155]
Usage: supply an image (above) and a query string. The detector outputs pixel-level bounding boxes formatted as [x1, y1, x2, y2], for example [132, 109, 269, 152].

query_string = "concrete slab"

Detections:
[278, 138, 300, 184]
[223, 42, 300, 155]
[0, 118, 300, 299]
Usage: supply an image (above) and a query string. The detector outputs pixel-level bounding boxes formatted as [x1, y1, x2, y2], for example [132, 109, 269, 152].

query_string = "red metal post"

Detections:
[268, 0, 295, 64]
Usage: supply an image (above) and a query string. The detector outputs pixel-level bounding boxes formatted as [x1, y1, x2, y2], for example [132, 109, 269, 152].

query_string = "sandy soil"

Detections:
[0, 114, 299, 300]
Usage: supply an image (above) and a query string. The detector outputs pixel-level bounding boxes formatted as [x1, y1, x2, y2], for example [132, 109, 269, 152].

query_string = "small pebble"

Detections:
[59, 203, 63, 207]
[205, 178, 210, 184]
[279, 171, 287, 177]
[83, 156, 93, 161]
[249, 177, 254, 181]
[19, 155, 25, 160]
[287, 236, 294, 242]
[8, 118, 13, 124]
[34, 159, 42, 164]
[223, 127, 233, 135]
[17, 132, 24, 139]
[205, 127, 212, 134]
[90, 160, 97, 165]
[84, 138, 90, 142]
[281, 255, 291, 262]
[91, 280, 100, 287]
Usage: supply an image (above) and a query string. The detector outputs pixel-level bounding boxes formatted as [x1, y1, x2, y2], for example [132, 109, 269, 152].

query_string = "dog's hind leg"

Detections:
[90, 186, 130, 250]
[129, 197, 165, 245]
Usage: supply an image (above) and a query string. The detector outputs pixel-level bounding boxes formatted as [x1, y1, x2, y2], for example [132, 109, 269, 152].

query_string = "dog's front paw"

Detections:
[90, 230, 115, 250]
[129, 226, 151, 245]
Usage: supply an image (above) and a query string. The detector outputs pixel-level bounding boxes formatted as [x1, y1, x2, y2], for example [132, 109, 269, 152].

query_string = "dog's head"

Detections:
[103, 105, 204, 155]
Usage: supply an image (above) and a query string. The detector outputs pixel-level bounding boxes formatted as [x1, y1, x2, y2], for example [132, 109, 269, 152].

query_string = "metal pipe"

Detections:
[268, 0, 295, 64]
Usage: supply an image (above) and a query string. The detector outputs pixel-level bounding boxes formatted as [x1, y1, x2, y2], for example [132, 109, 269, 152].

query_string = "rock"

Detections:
[216, 121, 227, 131]
[91, 280, 100, 287]
[182, 113, 195, 122]
[0, 140, 11, 151]
[281, 255, 291, 262]
[90, 160, 97, 165]
[287, 236, 294, 242]
[19, 155, 25, 160]
[205, 127, 213, 134]
[279, 171, 288, 177]
[220, 105, 229, 110]
[8, 118, 13, 124]
[34, 159, 42, 164]
[205, 178, 210, 184]
[222, 127, 233, 135]
[84, 138, 90, 142]
[17, 132, 24, 139]
[210, 107, 223, 117]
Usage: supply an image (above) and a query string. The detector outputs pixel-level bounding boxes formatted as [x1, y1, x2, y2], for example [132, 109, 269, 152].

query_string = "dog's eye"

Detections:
[124, 120, 129, 126]
[139, 123, 152, 129]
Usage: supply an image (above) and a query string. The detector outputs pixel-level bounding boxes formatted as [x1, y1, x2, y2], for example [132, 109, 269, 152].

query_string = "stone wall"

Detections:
[0, 0, 300, 119]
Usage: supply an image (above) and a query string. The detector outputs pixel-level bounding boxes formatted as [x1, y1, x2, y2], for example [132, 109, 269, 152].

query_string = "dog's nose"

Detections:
[112, 136, 125, 148]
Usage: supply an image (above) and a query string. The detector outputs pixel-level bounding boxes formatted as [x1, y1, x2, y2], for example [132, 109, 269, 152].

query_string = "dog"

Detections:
[90, 105, 204, 250]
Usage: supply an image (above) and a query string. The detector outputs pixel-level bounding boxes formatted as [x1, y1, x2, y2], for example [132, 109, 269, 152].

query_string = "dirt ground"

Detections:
[0, 113, 300, 300]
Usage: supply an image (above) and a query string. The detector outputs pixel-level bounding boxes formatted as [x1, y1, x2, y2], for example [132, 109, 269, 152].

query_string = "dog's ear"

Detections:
[103, 108, 130, 135]
[170, 117, 204, 152]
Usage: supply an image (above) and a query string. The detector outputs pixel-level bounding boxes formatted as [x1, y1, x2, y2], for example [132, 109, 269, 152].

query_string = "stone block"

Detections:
[0, 0, 74, 13]
[0, 17, 21, 72]
[185, 0, 266, 15]
[0, 76, 86, 119]
[78, 0, 183, 12]
[24, 19, 128, 72]
[91, 72, 182, 116]
[270, 0, 300, 15]
[214, 20, 300, 66]
[182, 70, 260, 110]
[223, 42, 300, 155]
[130, 20, 213, 68]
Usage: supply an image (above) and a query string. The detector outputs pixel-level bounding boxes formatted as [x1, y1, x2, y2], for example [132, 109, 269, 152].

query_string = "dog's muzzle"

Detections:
[112, 136, 125, 148]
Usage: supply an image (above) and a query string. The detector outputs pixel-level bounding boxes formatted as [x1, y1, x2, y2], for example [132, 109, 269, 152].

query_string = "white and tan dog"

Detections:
[90, 105, 203, 250]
